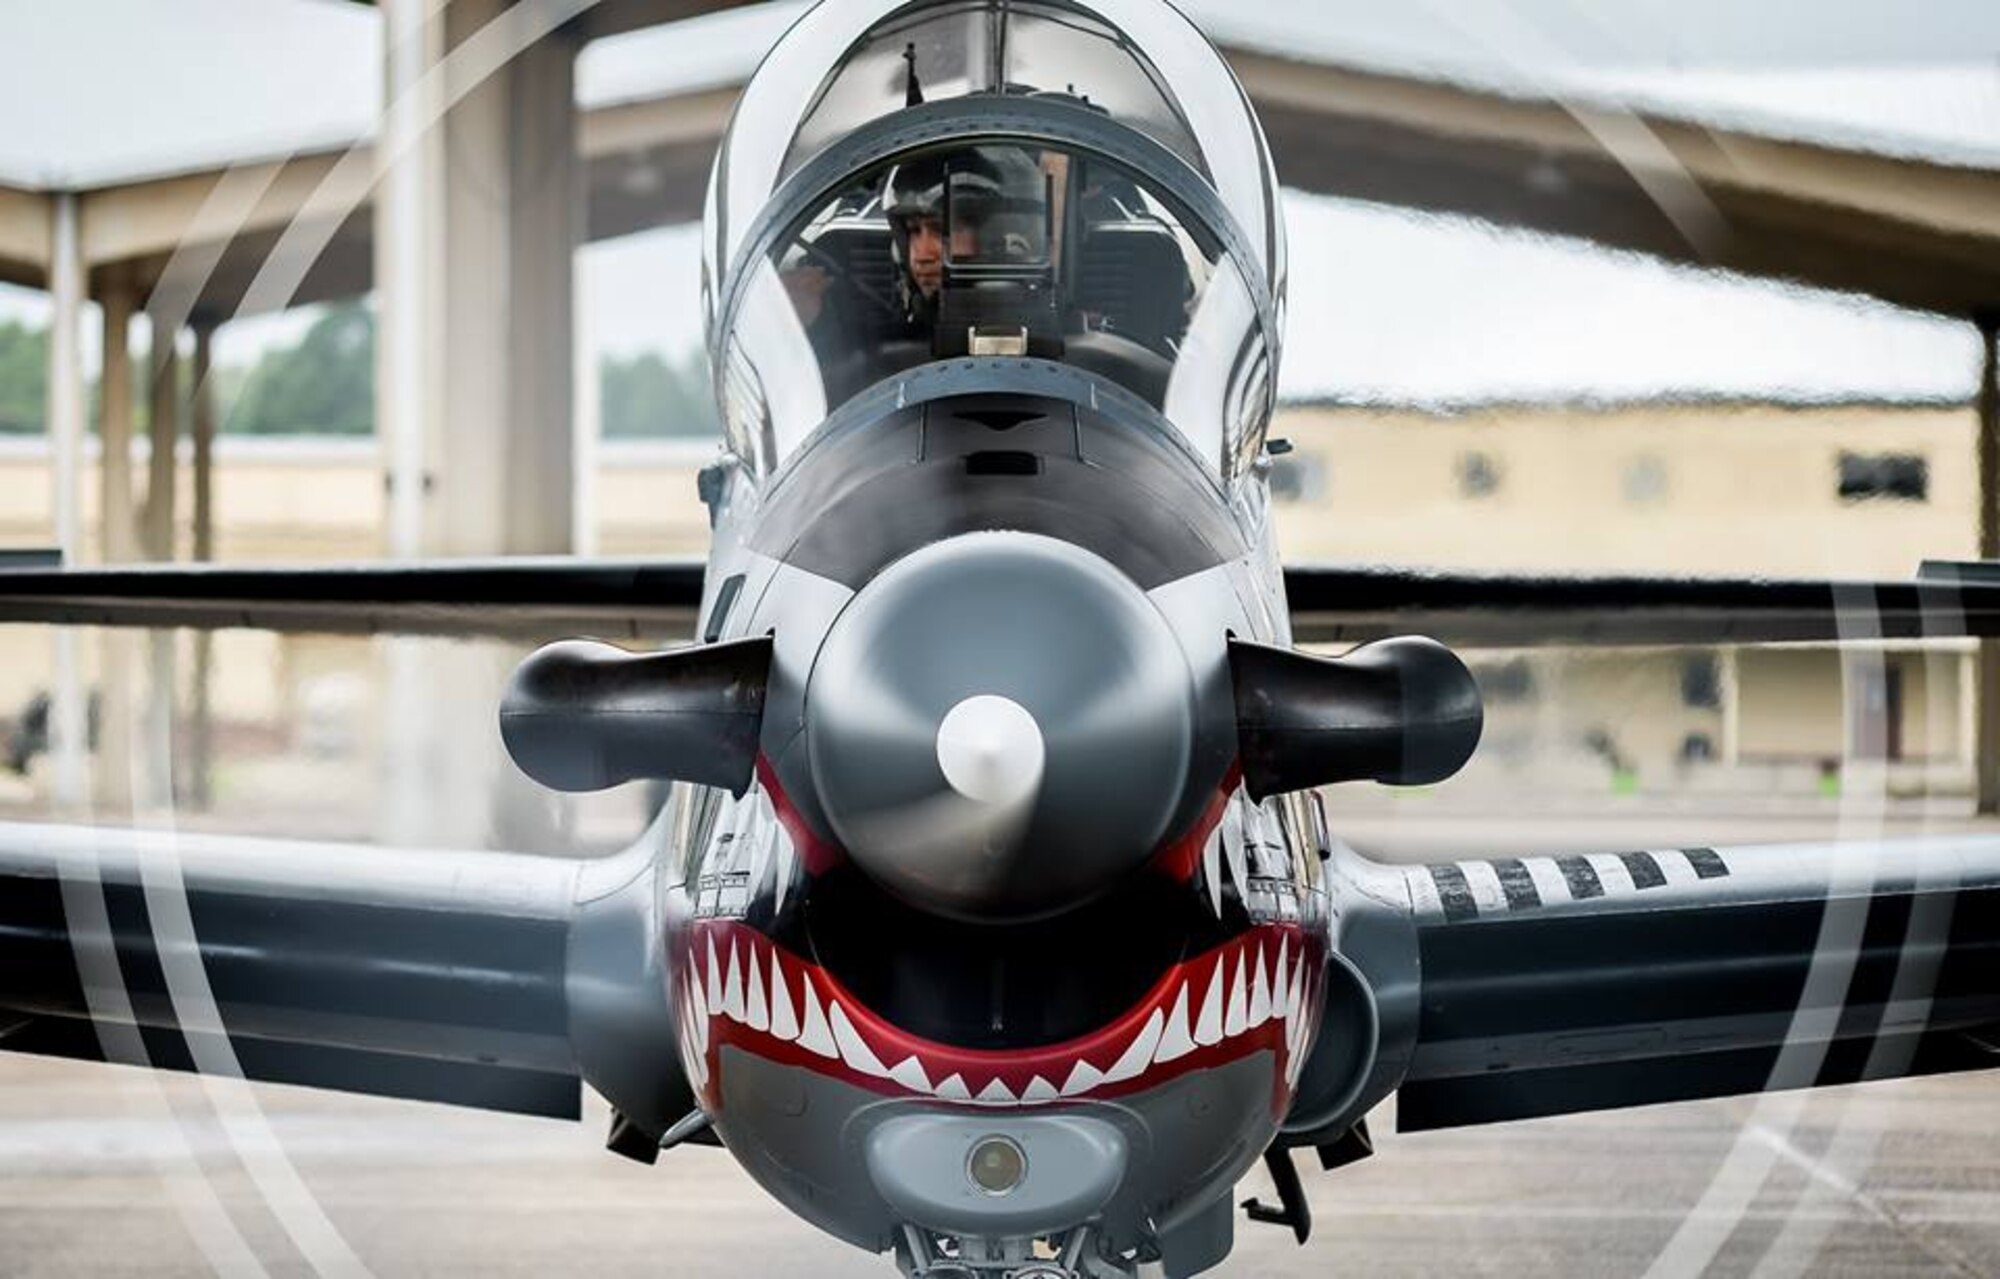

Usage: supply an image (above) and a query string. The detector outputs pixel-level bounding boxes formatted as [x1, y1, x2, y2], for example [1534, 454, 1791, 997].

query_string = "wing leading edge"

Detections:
[0, 558, 704, 638]
[0, 822, 594, 1118]
[1392, 837, 2000, 1132]
[5, 558, 2000, 647]
[1286, 562, 2000, 647]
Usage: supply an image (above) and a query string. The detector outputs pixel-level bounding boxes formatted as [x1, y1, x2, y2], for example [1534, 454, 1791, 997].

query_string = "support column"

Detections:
[1963, 648, 1980, 782]
[375, 0, 581, 559]
[189, 322, 217, 809]
[373, 0, 584, 848]
[497, 19, 579, 556]
[190, 323, 217, 562]
[143, 312, 181, 561]
[45, 192, 88, 812]
[573, 252, 599, 555]
[377, 0, 444, 561]
[1976, 311, 1999, 812]
[46, 194, 83, 562]
[96, 278, 139, 811]
[434, 0, 579, 556]
[1719, 647, 1741, 768]
[99, 279, 138, 563]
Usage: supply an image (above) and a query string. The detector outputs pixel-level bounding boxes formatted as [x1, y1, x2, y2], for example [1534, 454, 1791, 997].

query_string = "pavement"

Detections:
[1, 809, 1997, 1277]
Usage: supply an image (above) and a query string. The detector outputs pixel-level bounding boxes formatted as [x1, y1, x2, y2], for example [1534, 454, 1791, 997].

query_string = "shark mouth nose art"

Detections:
[676, 922, 1320, 1108]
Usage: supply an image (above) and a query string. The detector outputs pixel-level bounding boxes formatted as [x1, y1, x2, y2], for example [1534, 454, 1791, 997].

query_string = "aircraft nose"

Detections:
[806, 532, 1195, 921]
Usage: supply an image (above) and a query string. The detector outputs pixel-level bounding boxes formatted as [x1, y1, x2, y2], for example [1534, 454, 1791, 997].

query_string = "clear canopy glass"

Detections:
[705, 0, 1285, 332]
[716, 140, 1272, 477]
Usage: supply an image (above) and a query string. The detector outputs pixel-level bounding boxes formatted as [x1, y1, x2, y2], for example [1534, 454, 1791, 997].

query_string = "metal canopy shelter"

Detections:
[1, 8, 1998, 321]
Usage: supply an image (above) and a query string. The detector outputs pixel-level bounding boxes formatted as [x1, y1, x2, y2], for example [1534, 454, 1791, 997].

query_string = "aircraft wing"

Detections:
[6, 557, 2000, 647]
[0, 821, 593, 1119]
[0, 557, 705, 638]
[1393, 836, 2000, 1132]
[1286, 560, 2000, 646]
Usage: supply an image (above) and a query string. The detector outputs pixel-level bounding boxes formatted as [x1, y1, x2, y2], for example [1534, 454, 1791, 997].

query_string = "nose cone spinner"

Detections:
[808, 533, 1194, 921]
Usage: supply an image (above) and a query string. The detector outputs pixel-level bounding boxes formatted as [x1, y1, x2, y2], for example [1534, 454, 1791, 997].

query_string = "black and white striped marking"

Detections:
[1418, 848, 1730, 921]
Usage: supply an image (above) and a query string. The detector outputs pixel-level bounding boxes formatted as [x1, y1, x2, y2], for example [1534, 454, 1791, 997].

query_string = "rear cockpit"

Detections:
[703, 0, 1288, 480]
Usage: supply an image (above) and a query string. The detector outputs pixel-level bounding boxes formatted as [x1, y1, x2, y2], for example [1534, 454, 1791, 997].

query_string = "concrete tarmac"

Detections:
[3, 809, 1997, 1277]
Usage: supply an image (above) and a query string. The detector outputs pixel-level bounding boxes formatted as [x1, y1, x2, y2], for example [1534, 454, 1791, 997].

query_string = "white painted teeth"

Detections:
[1283, 954, 1311, 1088]
[684, 931, 1318, 1108]
[1061, 1059, 1106, 1096]
[828, 1001, 890, 1078]
[1222, 795, 1251, 903]
[722, 941, 747, 1021]
[888, 1056, 932, 1093]
[1104, 1008, 1165, 1082]
[795, 975, 836, 1058]
[1203, 790, 1279, 920]
[705, 936, 724, 1012]
[744, 795, 772, 897]
[771, 805, 796, 915]
[1271, 937, 1289, 1012]
[679, 971, 710, 1089]
[688, 964, 710, 1038]
[767, 950, 799, 1041]
[745, 945, 770, 1032]
[1224, 953, 1249, 1038]
[975, 1078, 1017, 1105]
[1249, 944, 1272, 1025]
[1193, 960, 1225, 1047]
[935, 1074, 971, 1101]
[1155, 985, 1195, 1063]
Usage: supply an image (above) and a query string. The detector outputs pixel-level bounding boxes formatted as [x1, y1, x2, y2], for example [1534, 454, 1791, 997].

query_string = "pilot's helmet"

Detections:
[881, 146, 1051, 306]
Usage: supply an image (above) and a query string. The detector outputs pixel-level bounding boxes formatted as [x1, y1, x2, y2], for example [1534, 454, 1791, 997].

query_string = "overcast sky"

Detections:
[0, 0, 1990, 405]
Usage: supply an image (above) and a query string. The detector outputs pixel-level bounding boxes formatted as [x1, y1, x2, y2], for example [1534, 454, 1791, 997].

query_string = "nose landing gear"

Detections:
[894, 1224, 1138, 1279]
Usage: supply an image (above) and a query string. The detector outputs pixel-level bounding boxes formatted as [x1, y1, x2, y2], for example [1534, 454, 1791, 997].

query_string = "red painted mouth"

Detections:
[676, 919, 1320, 1109]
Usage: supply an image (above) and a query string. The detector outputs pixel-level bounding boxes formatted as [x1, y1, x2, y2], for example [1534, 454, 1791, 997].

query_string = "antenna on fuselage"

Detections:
[902, 41, 924, 107]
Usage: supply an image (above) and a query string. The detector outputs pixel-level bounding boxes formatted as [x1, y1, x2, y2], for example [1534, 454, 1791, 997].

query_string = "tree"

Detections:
[0, 321, 47, 434]
[225, 302, 374, 435]
[601, 348, 723, 439]
[0, 303, 728, 442]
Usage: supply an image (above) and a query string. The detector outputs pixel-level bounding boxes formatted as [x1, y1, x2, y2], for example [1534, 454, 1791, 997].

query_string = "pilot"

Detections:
[788, 145, 1057, 404]
[882, 146, 1049, 332]
[882, 156, 975, 323]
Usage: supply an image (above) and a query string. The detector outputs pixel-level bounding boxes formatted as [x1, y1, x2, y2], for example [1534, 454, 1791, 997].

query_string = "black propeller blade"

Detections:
[500, 637, 773, 795]
[1230, 636, 1484, 801]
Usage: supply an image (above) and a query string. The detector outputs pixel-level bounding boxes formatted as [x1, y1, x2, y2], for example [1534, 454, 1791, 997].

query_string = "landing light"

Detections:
[967, 1135, 1028, 1195]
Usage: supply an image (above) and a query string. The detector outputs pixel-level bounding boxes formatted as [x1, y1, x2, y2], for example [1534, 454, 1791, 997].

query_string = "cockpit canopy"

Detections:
[702, 0, 1286, 478]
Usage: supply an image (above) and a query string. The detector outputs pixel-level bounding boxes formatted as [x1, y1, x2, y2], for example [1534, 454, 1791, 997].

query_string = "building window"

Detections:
[1838, 452, 1927, 503]
[1681, 654, 1721, 709]
[1474, 657, 1535, 703]
[1268, 454, 1327, 504]
[1623, 454, 1668, 504]
[1458, 450, 1501, 498]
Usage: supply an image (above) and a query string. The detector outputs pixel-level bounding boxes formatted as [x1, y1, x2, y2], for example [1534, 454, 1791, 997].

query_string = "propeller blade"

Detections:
[500, 636, 772, 794]
[1230, 636, 1484, 801]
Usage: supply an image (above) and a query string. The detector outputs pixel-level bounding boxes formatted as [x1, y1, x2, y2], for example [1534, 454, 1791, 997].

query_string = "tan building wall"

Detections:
[1266, 400, 1977, 578]
[1737, 649, 1846, 760]
[2, 400, 1976, 575]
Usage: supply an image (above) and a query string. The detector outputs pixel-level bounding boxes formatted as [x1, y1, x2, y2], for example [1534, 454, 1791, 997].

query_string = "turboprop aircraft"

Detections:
[3, 2, 1999, 1276]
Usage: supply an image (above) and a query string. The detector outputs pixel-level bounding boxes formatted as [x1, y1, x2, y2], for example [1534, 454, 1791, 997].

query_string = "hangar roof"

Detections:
[3, 0, 1995, 192]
